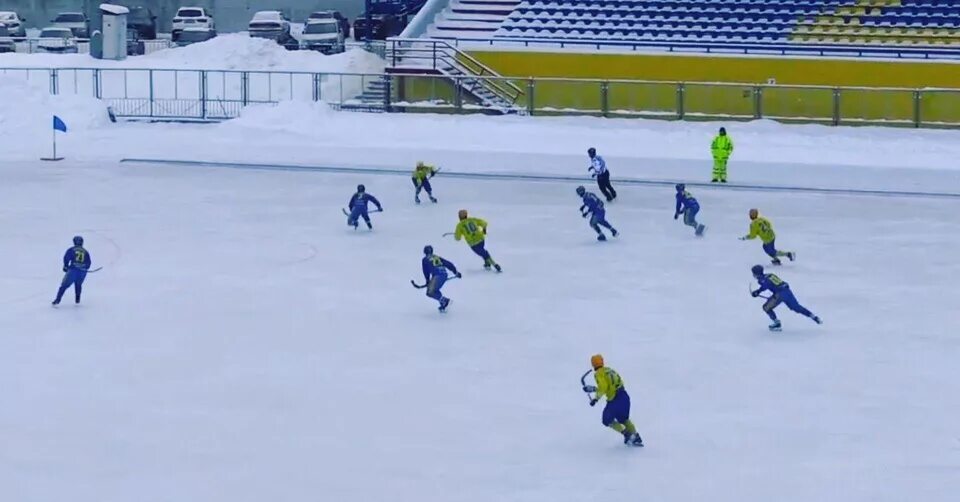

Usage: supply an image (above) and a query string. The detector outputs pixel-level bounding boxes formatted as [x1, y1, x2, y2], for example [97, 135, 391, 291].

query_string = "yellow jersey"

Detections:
[455, 217, 488, 246]
[746, 216, 776, 244]
[413, 164, 437, 184]
[594, 366, 625, 402]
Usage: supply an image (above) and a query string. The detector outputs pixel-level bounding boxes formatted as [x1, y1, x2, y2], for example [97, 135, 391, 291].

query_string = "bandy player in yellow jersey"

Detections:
[739, 208, 795, 265]
[446, 209, 503, 272]
[453, 210, 501, 272]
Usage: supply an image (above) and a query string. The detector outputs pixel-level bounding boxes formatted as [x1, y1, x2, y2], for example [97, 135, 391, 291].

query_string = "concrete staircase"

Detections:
[424, 0, 521, 40]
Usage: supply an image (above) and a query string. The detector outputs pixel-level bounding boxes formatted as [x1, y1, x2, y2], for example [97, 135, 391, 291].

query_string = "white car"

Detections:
[51, 12, 89, 38]
[0, 11, 26, 37]
[36, 27, 78, 53]
[301, 19, 344, 54]
[172, 7, 215, 41]
[248, 10, 292, 43]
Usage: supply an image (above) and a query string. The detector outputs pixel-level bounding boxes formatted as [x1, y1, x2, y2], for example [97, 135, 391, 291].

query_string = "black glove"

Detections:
[589, 399, 598, 407]
[581, 212, 588, 218]
[455, 272, 462, 279]
[62, 266, 68, 272]
[674, 213, 679, 220]
[751, 290, 760, 298]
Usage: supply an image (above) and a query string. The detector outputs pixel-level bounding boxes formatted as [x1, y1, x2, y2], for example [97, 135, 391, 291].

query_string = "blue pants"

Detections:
[683, 206, 700, 227]
[413, 177, 433, 195]
[348, 206, 370, 226]
[426, 275, 447, 302]
[470, 241, 491, 261]
[589, 211, 615, 234]
[764, 288, 814, 320]
[601, 389, 631, 426]
[762, 241, 779, 258]
[55, 269, 87, 303]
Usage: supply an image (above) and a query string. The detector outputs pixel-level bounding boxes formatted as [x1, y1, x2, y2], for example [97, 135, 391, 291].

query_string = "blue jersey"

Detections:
[675, 190, 699, 214]
[589, 156, 607, 175]
[422, 254, 458, 282]
[580, 192, 605, 214]
[756, 273, 790, 294]
[349, 192, 381, 211]
[63, 245, 91, 271]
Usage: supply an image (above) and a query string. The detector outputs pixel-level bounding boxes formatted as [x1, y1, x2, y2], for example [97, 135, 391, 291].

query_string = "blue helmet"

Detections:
[423, 245, 434, 256]
[751, 265, 764, 277]
[73, 235, 84, 246]
[576, 185, 586, 196]
[587, 147, 596, 157]
[357, 184, 365, 193]
[676, 183, 685, 192]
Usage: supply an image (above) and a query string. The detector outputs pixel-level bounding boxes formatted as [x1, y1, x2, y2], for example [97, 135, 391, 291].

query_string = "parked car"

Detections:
[248, 10, 296, 46]
[175, 27, 216, 47]
[307, 10, 349, 39]
[0, 11, 26, 37]
[51, 12, 89, 38]
[37, 27, 78, 53]
[301, 19, 344, 54]
[353, 14, 401, 40]
[172, 7, 215, 42]
[127, 6, 157, 40]
[0, 24, 15, 53]
[126, 28, 145, 55]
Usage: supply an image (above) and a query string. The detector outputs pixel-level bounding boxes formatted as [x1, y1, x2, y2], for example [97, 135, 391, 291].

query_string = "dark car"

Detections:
[0, 24, 15, 53]
[353, 14, 401, 40]
[127, 6, 157, 39]
[126, 28, 145, 55]
[175, 28, 216, 47]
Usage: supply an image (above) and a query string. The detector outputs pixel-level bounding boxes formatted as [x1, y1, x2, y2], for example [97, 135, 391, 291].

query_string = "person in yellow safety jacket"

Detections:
[739, 208, 795, 266]
[412, 161, 439, 204]
[584, 354, 643, 447]
[454, 209, 502, 272]
[711, 127, 734, 183]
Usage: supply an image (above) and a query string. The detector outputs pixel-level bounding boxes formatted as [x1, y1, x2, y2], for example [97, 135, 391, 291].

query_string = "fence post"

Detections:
[454, 77, 463, 113]
[50, 69, 58, 95]
[677, 83, 685, 120]
[93, 69, 101, 99]
[912, 90, 921, 128]
[382, 74, 392, 113]
[149, 69, 154, 118]
[832, 87, 841, 126]
[600, 81, 609, 118]
[243, 71, 251, 105]
[200, 70, 208, 120]
[753, 86, 763, 119]
[527, 78, 535, 116]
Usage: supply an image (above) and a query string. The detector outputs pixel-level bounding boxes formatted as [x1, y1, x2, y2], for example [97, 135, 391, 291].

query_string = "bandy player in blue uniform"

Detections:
[421, 245, 460, 313]
[347, 184, 382, 230]
[576, 185, 618, 241]
[673, 183, 705, 236]
[53, 235, 91, 306]
[750, 265, 822, 331]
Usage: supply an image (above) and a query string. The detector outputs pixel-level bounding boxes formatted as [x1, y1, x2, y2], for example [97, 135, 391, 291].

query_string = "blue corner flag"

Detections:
[53, 115, 67, 133]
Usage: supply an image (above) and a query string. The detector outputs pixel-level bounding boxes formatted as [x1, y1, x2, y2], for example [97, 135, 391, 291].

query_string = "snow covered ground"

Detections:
[1, 37, 959, 502]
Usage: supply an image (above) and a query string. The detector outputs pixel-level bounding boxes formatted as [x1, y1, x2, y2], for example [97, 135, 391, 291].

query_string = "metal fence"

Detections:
[3, 66, 960, 127]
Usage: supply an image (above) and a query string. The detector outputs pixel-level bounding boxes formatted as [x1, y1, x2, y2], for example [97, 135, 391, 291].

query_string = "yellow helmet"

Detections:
[416, 161, 425, 168]
[458, 209, 468, 220]
[590, 354, 604, 370]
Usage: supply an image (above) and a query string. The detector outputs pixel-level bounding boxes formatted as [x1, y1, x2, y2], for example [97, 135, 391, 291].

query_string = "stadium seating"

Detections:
[422, 0, 960, 47]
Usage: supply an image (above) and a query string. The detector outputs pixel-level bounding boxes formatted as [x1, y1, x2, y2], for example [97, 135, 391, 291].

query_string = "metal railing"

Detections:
[7, 37, 172, 55]
[387, 38, 524, 110]
[3, 66, 960, 127]
[438, 36, 960, 60]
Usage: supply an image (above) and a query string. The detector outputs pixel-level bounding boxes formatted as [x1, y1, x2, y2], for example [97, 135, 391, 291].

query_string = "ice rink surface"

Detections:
[1, 158, 958, 502]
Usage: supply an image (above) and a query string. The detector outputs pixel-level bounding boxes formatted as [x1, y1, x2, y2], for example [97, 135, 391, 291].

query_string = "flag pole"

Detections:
[42, 116, 64, 161]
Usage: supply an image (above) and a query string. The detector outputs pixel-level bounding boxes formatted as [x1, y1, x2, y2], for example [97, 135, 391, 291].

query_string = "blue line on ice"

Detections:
[119, 158, 960, 200]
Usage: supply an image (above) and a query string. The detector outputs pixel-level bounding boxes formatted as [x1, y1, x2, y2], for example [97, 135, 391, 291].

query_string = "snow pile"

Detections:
[225, 100, 337, 133]
[0, 34, 386, 74]
[140, 34, 386, 73]
[0, 76, 110, 136]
